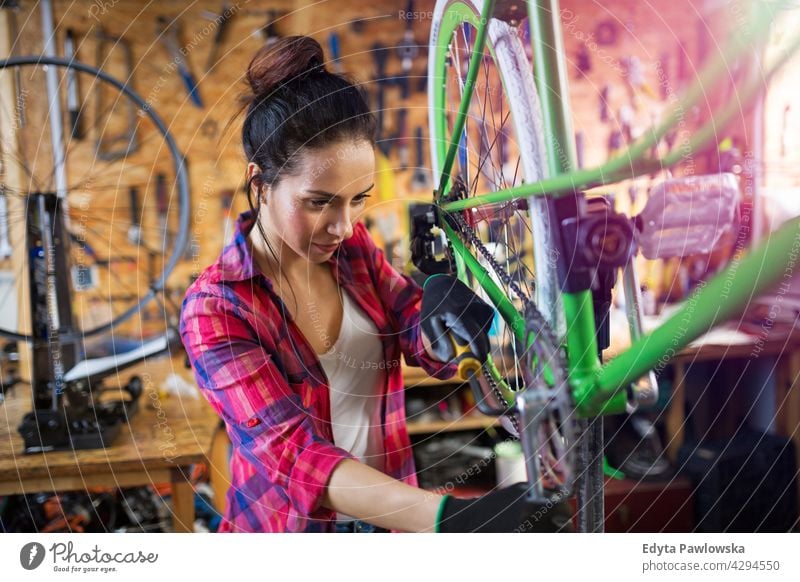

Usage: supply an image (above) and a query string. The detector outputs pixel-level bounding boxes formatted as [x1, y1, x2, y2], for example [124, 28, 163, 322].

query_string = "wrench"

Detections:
[156, 16, 203, 108]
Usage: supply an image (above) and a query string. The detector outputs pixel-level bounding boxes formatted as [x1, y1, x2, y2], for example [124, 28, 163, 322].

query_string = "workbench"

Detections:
[0, 356, 229, 532]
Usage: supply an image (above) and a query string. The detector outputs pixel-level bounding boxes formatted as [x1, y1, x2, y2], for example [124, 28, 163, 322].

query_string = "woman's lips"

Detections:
[313, 242, 340, 253]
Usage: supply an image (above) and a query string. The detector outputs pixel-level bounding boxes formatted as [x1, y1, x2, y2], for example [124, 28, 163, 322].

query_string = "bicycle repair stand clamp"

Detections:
[547, 192, 636, 351]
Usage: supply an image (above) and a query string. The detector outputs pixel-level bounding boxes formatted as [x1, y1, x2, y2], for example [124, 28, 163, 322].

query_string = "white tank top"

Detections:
[318, 292, 386, 501]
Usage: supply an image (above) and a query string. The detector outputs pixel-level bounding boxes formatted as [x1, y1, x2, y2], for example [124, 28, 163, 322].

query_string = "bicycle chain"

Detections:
[444, 206, 568, 436]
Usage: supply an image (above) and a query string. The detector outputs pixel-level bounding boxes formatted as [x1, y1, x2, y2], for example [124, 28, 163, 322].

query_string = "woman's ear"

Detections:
[247, 162, 265, 203]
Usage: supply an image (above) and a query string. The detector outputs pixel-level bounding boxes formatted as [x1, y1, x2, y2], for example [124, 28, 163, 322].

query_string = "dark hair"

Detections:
[240, 35, 376, 195]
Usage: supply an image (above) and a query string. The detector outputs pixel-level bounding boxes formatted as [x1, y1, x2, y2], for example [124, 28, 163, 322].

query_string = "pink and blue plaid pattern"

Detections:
[180, 210, 455, 532]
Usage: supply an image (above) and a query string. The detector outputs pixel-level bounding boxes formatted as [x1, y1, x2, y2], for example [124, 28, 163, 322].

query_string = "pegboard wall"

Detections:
[2, 0, 765, 333]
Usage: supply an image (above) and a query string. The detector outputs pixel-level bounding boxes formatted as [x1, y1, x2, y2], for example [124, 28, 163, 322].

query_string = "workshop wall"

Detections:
[7, 0, 758, 330]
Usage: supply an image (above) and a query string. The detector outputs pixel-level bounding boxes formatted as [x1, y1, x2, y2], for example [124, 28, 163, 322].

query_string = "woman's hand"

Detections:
[420, 274, 495, 362]
[435, 483, 574, 533]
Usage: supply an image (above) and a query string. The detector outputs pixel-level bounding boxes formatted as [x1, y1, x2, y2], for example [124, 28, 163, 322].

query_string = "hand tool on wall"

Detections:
[396, 0, 419, 72]
[607, 129, 623, 158]
[374, 82, 390, 157]
[127, 186, 142, 245]
[411, 126, 432, 191]
[372, 41, 390, 90]
[576, 44, 591, 77]
[350, 17, 366, 34]
[395, 72, 411, 100]
[372, 43, 392, 156]
[64, 29, 83, 139]
[155, 173, 169, 250]
[95, 29, 137, 160]
[156, 15, 203, 108]
[372, 48, 396, 201]
[392, 72, 411, 160]
[201, 1, 235, 74]
[599, 84, 610, 122]
[397, 1, 428, 96]
[394, 108, 409, 169]
[370, 39, 407, 201]
[259, 9, 286, 43]
[328, 32, 343, 74]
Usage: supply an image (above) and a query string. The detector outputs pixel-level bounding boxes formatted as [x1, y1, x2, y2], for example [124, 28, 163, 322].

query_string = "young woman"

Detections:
[180, 36, 570, 533]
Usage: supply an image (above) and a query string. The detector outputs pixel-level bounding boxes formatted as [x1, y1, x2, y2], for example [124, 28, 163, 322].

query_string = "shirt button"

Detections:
[245, 417, 261, 428]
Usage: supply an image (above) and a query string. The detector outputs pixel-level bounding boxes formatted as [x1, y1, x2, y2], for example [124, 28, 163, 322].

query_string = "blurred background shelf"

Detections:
[406, 415, 498, 435]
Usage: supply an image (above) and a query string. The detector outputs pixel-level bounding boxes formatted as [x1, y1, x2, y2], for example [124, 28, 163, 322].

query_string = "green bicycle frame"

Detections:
[432, 0, 800, 416]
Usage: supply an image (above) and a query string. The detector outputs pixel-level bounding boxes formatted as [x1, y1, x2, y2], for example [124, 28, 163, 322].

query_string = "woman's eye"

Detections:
[309, 194, 369, 208]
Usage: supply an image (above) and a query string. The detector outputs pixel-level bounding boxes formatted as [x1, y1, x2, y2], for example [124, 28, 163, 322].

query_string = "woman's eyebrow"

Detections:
[303, 184, 374, 198]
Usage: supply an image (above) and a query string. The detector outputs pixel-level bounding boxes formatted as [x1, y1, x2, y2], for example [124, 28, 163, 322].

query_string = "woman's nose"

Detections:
[327, 210, 353, 240]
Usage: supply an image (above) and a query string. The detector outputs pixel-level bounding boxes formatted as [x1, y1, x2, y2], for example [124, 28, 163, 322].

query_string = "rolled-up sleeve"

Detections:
[180, 291, 354, 517]
[357, 224, 457, 380]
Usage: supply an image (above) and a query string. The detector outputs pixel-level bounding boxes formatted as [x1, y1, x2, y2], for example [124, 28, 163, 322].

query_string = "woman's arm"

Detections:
[323, 458, 576, 533]
[181, 290, 356, 523]
[322, 458, 444, 532]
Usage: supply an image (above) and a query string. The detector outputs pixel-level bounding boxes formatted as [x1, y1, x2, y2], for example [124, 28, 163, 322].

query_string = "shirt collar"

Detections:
[215, 209, 350, 283]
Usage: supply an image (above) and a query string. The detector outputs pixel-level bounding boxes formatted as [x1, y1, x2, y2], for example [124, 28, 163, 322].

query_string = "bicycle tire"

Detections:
[428, 0, 564, 338]
[428, 0, 576, 495]
[0, 56, 190, 342]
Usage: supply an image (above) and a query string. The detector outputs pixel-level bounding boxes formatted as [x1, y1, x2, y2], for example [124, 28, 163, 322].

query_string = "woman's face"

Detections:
[251, 140, 375, 265]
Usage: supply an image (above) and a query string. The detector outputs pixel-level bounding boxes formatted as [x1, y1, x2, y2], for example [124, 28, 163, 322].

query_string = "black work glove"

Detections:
[436, 483, 573, 533]
[421, 274, 495, 362]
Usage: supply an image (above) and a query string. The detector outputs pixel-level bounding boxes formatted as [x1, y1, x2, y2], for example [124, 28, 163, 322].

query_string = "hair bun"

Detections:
[246, 36, 326, 98]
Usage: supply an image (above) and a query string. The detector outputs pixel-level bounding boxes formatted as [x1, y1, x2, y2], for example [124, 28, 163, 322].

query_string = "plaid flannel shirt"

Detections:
[180, 210, 455, 532]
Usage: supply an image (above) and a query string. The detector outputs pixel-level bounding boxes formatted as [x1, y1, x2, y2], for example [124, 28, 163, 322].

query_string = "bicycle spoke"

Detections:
[0, 56, 189, 341]
[0, 99, 50, 192]
[62, 130, 167, 195]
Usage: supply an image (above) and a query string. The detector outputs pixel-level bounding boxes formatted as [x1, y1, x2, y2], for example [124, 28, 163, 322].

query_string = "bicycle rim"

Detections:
[0, 56, 190, 342]
[428, 0, 574, 493]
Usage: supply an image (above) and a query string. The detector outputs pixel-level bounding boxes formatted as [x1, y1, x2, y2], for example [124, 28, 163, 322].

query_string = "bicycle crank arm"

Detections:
[447, 333, 513, 417]
[515, 388, 569, 504]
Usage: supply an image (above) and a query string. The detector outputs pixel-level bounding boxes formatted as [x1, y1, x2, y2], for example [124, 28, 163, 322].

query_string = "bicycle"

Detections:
[414, 0, 800, 531]
[0, 5, 190, 451]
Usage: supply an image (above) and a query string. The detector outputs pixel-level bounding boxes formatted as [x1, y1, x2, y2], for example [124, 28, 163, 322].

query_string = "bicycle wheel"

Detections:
[0, 56, 190, 343]
[428, 0, 574, 496]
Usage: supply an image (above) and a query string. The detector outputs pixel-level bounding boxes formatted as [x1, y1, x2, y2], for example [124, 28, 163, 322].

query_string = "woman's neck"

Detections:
[247, 226, 324, 283]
